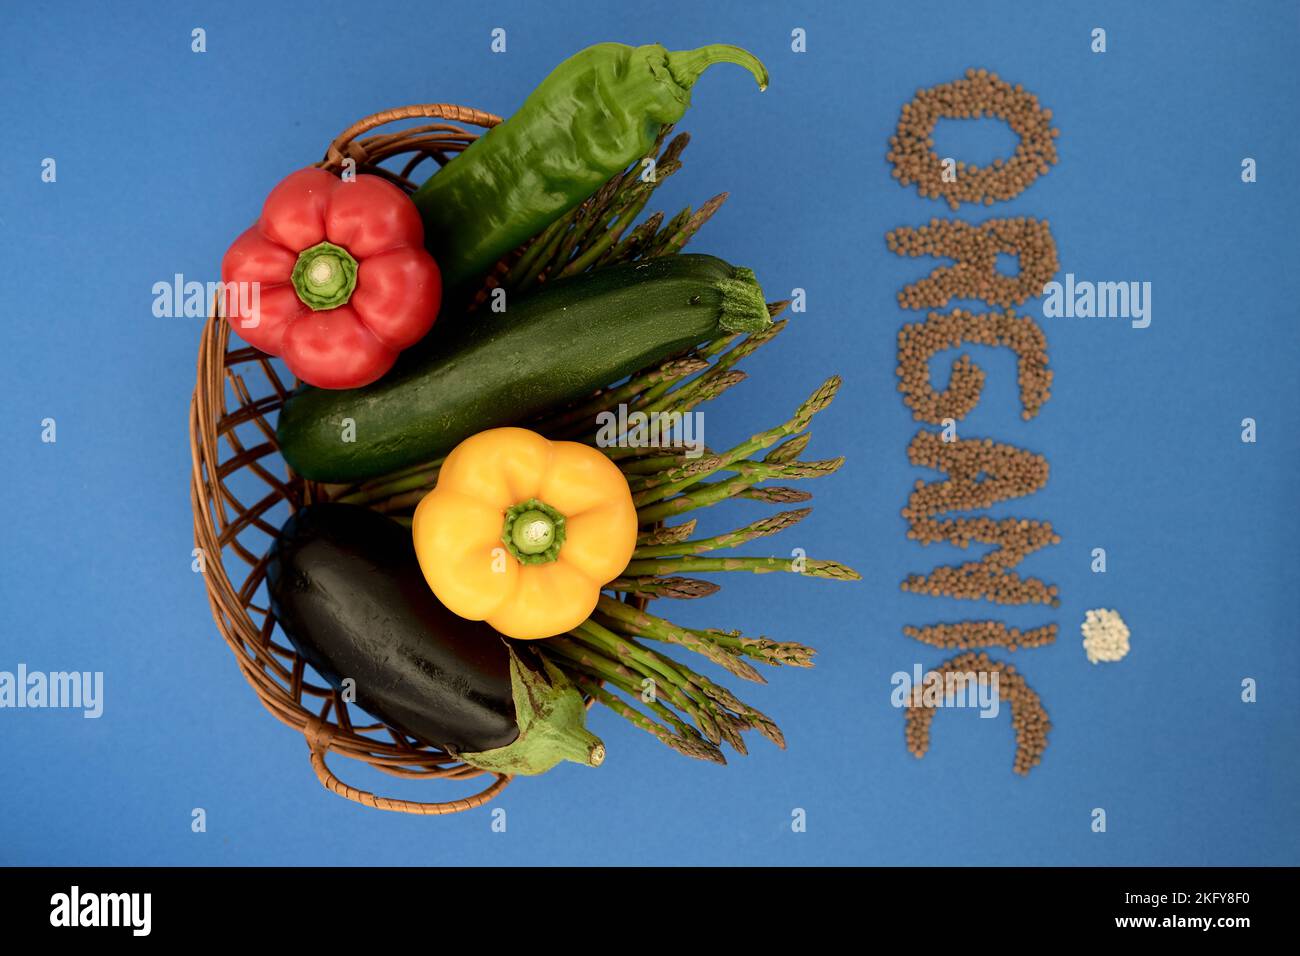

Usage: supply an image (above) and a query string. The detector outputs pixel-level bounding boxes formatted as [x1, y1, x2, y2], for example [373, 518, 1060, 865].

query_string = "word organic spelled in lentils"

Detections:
[889, 70, 1062, 775]
[1081, 608, 1131, 664]
[887, 68, 1061, 210]
[904, 653, 1052, 776]
[896, 308, 1052, 422]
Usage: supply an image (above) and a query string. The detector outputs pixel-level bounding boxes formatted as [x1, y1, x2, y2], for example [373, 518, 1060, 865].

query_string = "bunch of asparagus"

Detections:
[536, 344, 857, 764]
[336, 128, 860, 763]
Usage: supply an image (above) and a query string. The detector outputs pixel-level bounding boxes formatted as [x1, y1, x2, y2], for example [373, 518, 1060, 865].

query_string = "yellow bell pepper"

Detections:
[412, 427, 638, 640]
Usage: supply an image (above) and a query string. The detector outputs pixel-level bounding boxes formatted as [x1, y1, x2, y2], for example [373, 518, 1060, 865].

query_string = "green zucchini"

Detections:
[275, 254, 771, 483]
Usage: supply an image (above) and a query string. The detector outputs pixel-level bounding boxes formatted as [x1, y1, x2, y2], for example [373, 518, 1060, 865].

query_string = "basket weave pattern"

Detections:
[189, 105, 521, 815]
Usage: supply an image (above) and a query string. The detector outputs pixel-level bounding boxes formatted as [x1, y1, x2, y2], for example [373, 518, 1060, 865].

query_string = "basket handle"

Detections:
[324, 104, 503, 167]
[304, 717, 510, 815]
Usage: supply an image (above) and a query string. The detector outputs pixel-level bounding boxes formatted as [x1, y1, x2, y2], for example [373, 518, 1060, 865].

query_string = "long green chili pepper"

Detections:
[411, 42, 768, 302]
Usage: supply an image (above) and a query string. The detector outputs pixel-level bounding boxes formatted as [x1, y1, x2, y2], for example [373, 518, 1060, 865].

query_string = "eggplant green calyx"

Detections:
[458, 648, 606, 775]
[291, 241, 358, 310]
[665, 43, 769, 93]
[502, 498, 567, 564]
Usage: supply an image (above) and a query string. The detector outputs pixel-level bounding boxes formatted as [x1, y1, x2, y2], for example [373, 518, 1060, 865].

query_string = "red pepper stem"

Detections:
[666, 45, 769, 93]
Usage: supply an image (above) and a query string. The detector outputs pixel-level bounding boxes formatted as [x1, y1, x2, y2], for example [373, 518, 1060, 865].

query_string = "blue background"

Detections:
[2, 0, 1297, 866]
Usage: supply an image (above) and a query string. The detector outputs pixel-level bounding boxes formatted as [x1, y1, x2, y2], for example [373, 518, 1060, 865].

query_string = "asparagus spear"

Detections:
[691, 628, 817, 667]
[634, 376, 841, 506]
[636, 457, 844, 525]
[622, 554, 860, 581]
[632, 508, 811, 559]
[595, 595, 764, 684]
[764, 432, 811, 464]
[636, 317, 785, 412]
[599, 212, 664, 268]
[636, 520, 698, 546]
[639, 370, 748, 421]
[609, 576, 721, 599]
[550, 631, 722, 745]
[647, 193, 729, 259]
[576, 620, 782, 750]
[537, 356, 708, 438]
[620, 454, 699, 477]
[741, 486, 814, 504]
[571, 675, 725, 764]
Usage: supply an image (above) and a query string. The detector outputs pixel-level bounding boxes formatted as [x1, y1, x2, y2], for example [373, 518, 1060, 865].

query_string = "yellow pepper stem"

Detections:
[502, 498, 566, 564]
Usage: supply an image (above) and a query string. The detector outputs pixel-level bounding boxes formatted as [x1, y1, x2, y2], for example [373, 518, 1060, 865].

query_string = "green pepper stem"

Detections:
[666, 44, 769, 93]
[501, 498, 566, 564]
[512, 509, 556, 554]
[291, 241, 358, 311]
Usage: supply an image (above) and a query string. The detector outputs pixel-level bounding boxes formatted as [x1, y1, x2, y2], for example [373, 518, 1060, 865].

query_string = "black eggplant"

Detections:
[266, 503, 518, 753]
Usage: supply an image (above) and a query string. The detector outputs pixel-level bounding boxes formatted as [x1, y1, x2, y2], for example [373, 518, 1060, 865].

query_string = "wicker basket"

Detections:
[189, 104, 527, 815]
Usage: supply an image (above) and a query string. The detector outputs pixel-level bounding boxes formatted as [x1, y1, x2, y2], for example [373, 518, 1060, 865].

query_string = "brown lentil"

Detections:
[902, 432, 1059, 605]
[904, 620, 1057, 652]
[886, 217, 1060, 310]
[887, 67, 1061, 210]
[903, 430, 1049, 518]
[903, 651, 1051, 775]
[903, 516, 1060, 606]
[896, 308, 1052, 423]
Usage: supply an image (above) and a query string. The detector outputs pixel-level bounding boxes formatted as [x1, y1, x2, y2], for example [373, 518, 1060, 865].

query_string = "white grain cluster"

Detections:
[1081, 608, 1130, 664]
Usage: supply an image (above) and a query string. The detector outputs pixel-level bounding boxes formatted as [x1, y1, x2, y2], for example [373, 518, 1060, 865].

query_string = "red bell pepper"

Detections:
[221, 168, 441, 389]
